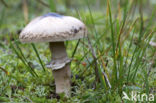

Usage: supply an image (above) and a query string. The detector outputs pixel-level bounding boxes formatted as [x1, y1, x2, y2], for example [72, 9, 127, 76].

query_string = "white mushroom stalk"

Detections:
[19, 13, 87, 97]
[48, 42, 71, 70]
[49, 42, 71, 96]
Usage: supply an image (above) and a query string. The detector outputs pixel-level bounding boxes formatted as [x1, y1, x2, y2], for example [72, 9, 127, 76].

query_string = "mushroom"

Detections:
[19, 13, 87, 96]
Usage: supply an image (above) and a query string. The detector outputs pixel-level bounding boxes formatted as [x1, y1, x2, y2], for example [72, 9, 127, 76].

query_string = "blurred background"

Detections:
[0, 0, 156, 33]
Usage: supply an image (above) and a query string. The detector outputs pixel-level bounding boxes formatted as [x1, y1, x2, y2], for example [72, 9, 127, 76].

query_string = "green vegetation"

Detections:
[0, 0, 156, 102]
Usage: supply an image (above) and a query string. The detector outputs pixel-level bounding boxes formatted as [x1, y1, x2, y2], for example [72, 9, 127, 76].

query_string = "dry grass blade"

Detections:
[22, 0, 29, 23]
[97, 50, 111, 88]
[87, 36, 99, 82]
[102, 71, 111, 89]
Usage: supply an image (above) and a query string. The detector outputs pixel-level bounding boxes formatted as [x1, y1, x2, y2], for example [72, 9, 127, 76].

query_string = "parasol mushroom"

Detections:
[19, 13, 87, 96]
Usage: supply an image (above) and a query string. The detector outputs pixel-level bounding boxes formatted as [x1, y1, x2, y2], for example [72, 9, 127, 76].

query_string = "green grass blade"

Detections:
[131, 32, 154, 81]
[126, 29, 135, 82]
[10, 42, 36, 77]
[72, 39, 80, 58]
[31, 43, 45, 71]
[107, 0, 117, 82]
[14, 41, 38, 77]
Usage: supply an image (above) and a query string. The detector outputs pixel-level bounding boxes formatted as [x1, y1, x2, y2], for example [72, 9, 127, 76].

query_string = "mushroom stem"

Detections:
[49, 42, 71, 97]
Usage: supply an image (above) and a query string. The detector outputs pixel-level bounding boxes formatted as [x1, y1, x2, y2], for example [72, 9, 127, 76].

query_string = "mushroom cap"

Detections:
[19, 13, 87, 43]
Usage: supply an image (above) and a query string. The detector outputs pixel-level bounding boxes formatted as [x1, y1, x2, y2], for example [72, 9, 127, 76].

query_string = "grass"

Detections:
[0, 0, 156, 102]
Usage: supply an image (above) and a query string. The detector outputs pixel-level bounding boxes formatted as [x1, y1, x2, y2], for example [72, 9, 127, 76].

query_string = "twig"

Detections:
[87, 36, 99, 82]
